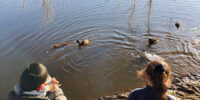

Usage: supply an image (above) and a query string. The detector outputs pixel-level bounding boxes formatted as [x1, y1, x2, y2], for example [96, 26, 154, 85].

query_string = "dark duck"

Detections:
[175, 22, 180, 30]
[148, 37, 158, 46]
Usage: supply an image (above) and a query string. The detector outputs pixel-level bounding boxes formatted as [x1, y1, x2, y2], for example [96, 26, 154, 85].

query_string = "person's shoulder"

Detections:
[8, 90, 16, 95]
[7, 90, 22, 100]
[167, 94, 178, 100]
[127, 87, 146, 100]
[7, 90, 49, 100]
[131, 87, 146, 94]
[7, 91, 16, 100]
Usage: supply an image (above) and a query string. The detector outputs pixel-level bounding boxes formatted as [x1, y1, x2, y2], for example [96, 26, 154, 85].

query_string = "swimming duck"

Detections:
[148, 37, 158, 46]
[140, 50, 164, 61]
[77, 39, 90, 46]
[53, 44, 60, 48]
[53, 42, 69, 48]
[175, 22, 180, 30]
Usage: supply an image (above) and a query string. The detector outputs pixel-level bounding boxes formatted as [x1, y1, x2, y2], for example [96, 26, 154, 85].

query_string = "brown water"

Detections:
[1, 0, 200, 100]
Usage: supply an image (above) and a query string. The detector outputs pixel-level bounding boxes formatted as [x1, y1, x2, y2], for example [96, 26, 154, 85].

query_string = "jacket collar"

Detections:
[14, 85, 46, 96]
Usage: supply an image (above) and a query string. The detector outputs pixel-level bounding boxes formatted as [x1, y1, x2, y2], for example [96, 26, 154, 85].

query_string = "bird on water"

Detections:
[76, 39, 90, 46]
[148, 37, 159, 46]
[140, 50, 164, 61]
[175, 22, 180, 30]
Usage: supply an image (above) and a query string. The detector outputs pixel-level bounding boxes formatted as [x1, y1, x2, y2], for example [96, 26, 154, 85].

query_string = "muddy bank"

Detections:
[98, 73, 200, 100]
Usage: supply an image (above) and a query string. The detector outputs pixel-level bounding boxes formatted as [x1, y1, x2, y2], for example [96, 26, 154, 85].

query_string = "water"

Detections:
[0, 0, 200, 100]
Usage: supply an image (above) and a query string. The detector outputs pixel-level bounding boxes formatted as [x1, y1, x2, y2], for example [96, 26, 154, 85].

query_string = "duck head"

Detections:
[76, 40, 80, 44]
[175, 22, 180, 30]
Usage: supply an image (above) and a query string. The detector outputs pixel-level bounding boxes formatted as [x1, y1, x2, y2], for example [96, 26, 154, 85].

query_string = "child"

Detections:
[127, 60, 179, 100]
[7, 63, 67, 100]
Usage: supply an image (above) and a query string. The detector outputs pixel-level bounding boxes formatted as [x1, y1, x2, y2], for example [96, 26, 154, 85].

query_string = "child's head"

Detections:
[19, 63, 49, 91]
[137, 60, 171, 100]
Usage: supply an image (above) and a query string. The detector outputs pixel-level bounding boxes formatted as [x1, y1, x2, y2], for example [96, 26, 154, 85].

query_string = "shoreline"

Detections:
[98, 73, 200, 100]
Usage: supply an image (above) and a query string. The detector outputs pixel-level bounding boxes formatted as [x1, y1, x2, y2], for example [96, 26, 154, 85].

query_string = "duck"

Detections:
[148, 37, 158, 46]
[175, 22, 180, 30]
[140, 50, 164, 61]
[53, 44, 61, 48]
[77, 39, 90, 46]
[53, 42, 69, 48]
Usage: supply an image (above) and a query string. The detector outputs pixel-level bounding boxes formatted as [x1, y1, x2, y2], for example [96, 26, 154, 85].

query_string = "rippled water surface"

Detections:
[1, 0, 200, 100]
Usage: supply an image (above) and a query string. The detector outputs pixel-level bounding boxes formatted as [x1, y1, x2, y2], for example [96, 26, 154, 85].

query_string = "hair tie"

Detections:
[154, 64, 165, 74]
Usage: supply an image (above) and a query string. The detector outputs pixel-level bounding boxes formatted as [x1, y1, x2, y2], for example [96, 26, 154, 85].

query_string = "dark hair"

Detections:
[19, 63, 48, 91]
[138, 60, 171, 100]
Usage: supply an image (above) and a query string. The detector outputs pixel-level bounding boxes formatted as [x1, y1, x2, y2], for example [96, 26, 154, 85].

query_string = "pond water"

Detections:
[0, 0, 200, 100]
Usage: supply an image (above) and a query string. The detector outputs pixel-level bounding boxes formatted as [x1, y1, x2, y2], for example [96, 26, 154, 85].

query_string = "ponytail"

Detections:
[151, 66, 168, 100]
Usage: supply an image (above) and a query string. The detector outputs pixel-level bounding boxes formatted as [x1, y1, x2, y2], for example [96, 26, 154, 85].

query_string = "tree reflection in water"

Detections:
[42, 0, 54, 24]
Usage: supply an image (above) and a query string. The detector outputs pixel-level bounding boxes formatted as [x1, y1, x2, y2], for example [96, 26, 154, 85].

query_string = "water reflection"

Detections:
[147, 0, 152, 34]
[21, 0, 24, 9]
[42, 0, 54, 24]
[128, 0, 136, 34]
